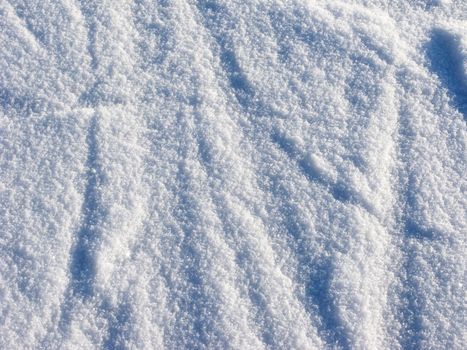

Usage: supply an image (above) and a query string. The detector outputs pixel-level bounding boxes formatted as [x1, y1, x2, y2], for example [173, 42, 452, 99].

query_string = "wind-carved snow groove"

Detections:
[393, 115, 425, 350]
[55, 0, 137, 340]
[192, 161, 309, 347]
[70, 115, 103, 299]
[192, 14, 324, 347]
[170, 128, 216, 348]
[75, 1, 125, 108]
[195, 1, 273, 118]
[195, 4, 355, 346]
[274, 197, 350, 349]
[145, 108, 225, 348]
[271, 131, 352, 204]
[68, 0, 109, 292]
[170, 118, 276, 348]
[162, 117, 239, 348]
[192, 132, 280, 347]
[4, 0, 47, 48]
[267, 9, 390, 218]
[189, 88, 307, 346]
[266, 10, 398, 347]
[75, 0, 100, 107]
[426, 29, 467, 120]
[184, 7, 313, 343]
[395, 67, 441, 241]
[53, 118, 96, 333]
[195, 2, 250, 100]
[57, 115, 102, 317]
[66, 0, 106, 299]
[54, 114, 134, 349]
[256, 146, 351, 349]
[393, 68, 438, 350]
[170, 168, 223, 349]
[130, 2, 230, 347]
[0, 88, 45, 115]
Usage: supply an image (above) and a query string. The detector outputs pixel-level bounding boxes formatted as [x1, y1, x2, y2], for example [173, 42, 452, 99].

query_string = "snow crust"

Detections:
[0, 0, 466, 349]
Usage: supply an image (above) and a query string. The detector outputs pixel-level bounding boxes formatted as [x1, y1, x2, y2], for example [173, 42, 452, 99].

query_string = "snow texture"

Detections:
[0, 0, 466, 349]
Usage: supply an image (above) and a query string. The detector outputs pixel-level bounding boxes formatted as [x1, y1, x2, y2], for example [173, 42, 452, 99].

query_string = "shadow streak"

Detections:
[69, 115, 103, 299]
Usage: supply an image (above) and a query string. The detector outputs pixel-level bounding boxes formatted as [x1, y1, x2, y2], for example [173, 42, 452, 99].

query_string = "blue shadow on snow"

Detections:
[69, 116, 103, 299]
[426, 29, 467, 120]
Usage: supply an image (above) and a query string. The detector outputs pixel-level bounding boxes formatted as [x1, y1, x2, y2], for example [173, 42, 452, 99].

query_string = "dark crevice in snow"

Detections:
[404, 219, 438, 240]
[0, 88, 45, 115]
[50, 117, 104, 343]
[426, 29, 467, 120]
[69, 114, 103, 299]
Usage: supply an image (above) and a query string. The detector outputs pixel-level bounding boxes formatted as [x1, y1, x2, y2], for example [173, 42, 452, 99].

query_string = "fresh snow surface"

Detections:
[0, 0, 466, 349]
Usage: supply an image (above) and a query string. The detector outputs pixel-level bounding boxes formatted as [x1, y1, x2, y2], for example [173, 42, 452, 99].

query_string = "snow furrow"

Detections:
[392, 58, 466, 349]
[1, 0, 466, 349]
[194, 2, 403, 348]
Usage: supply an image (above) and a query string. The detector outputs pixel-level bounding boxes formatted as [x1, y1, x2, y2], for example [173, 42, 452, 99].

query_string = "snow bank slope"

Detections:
[0, 0, 465, 349]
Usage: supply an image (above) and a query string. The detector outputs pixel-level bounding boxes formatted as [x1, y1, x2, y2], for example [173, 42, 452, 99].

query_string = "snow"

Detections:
[0, 0, 466, 349]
